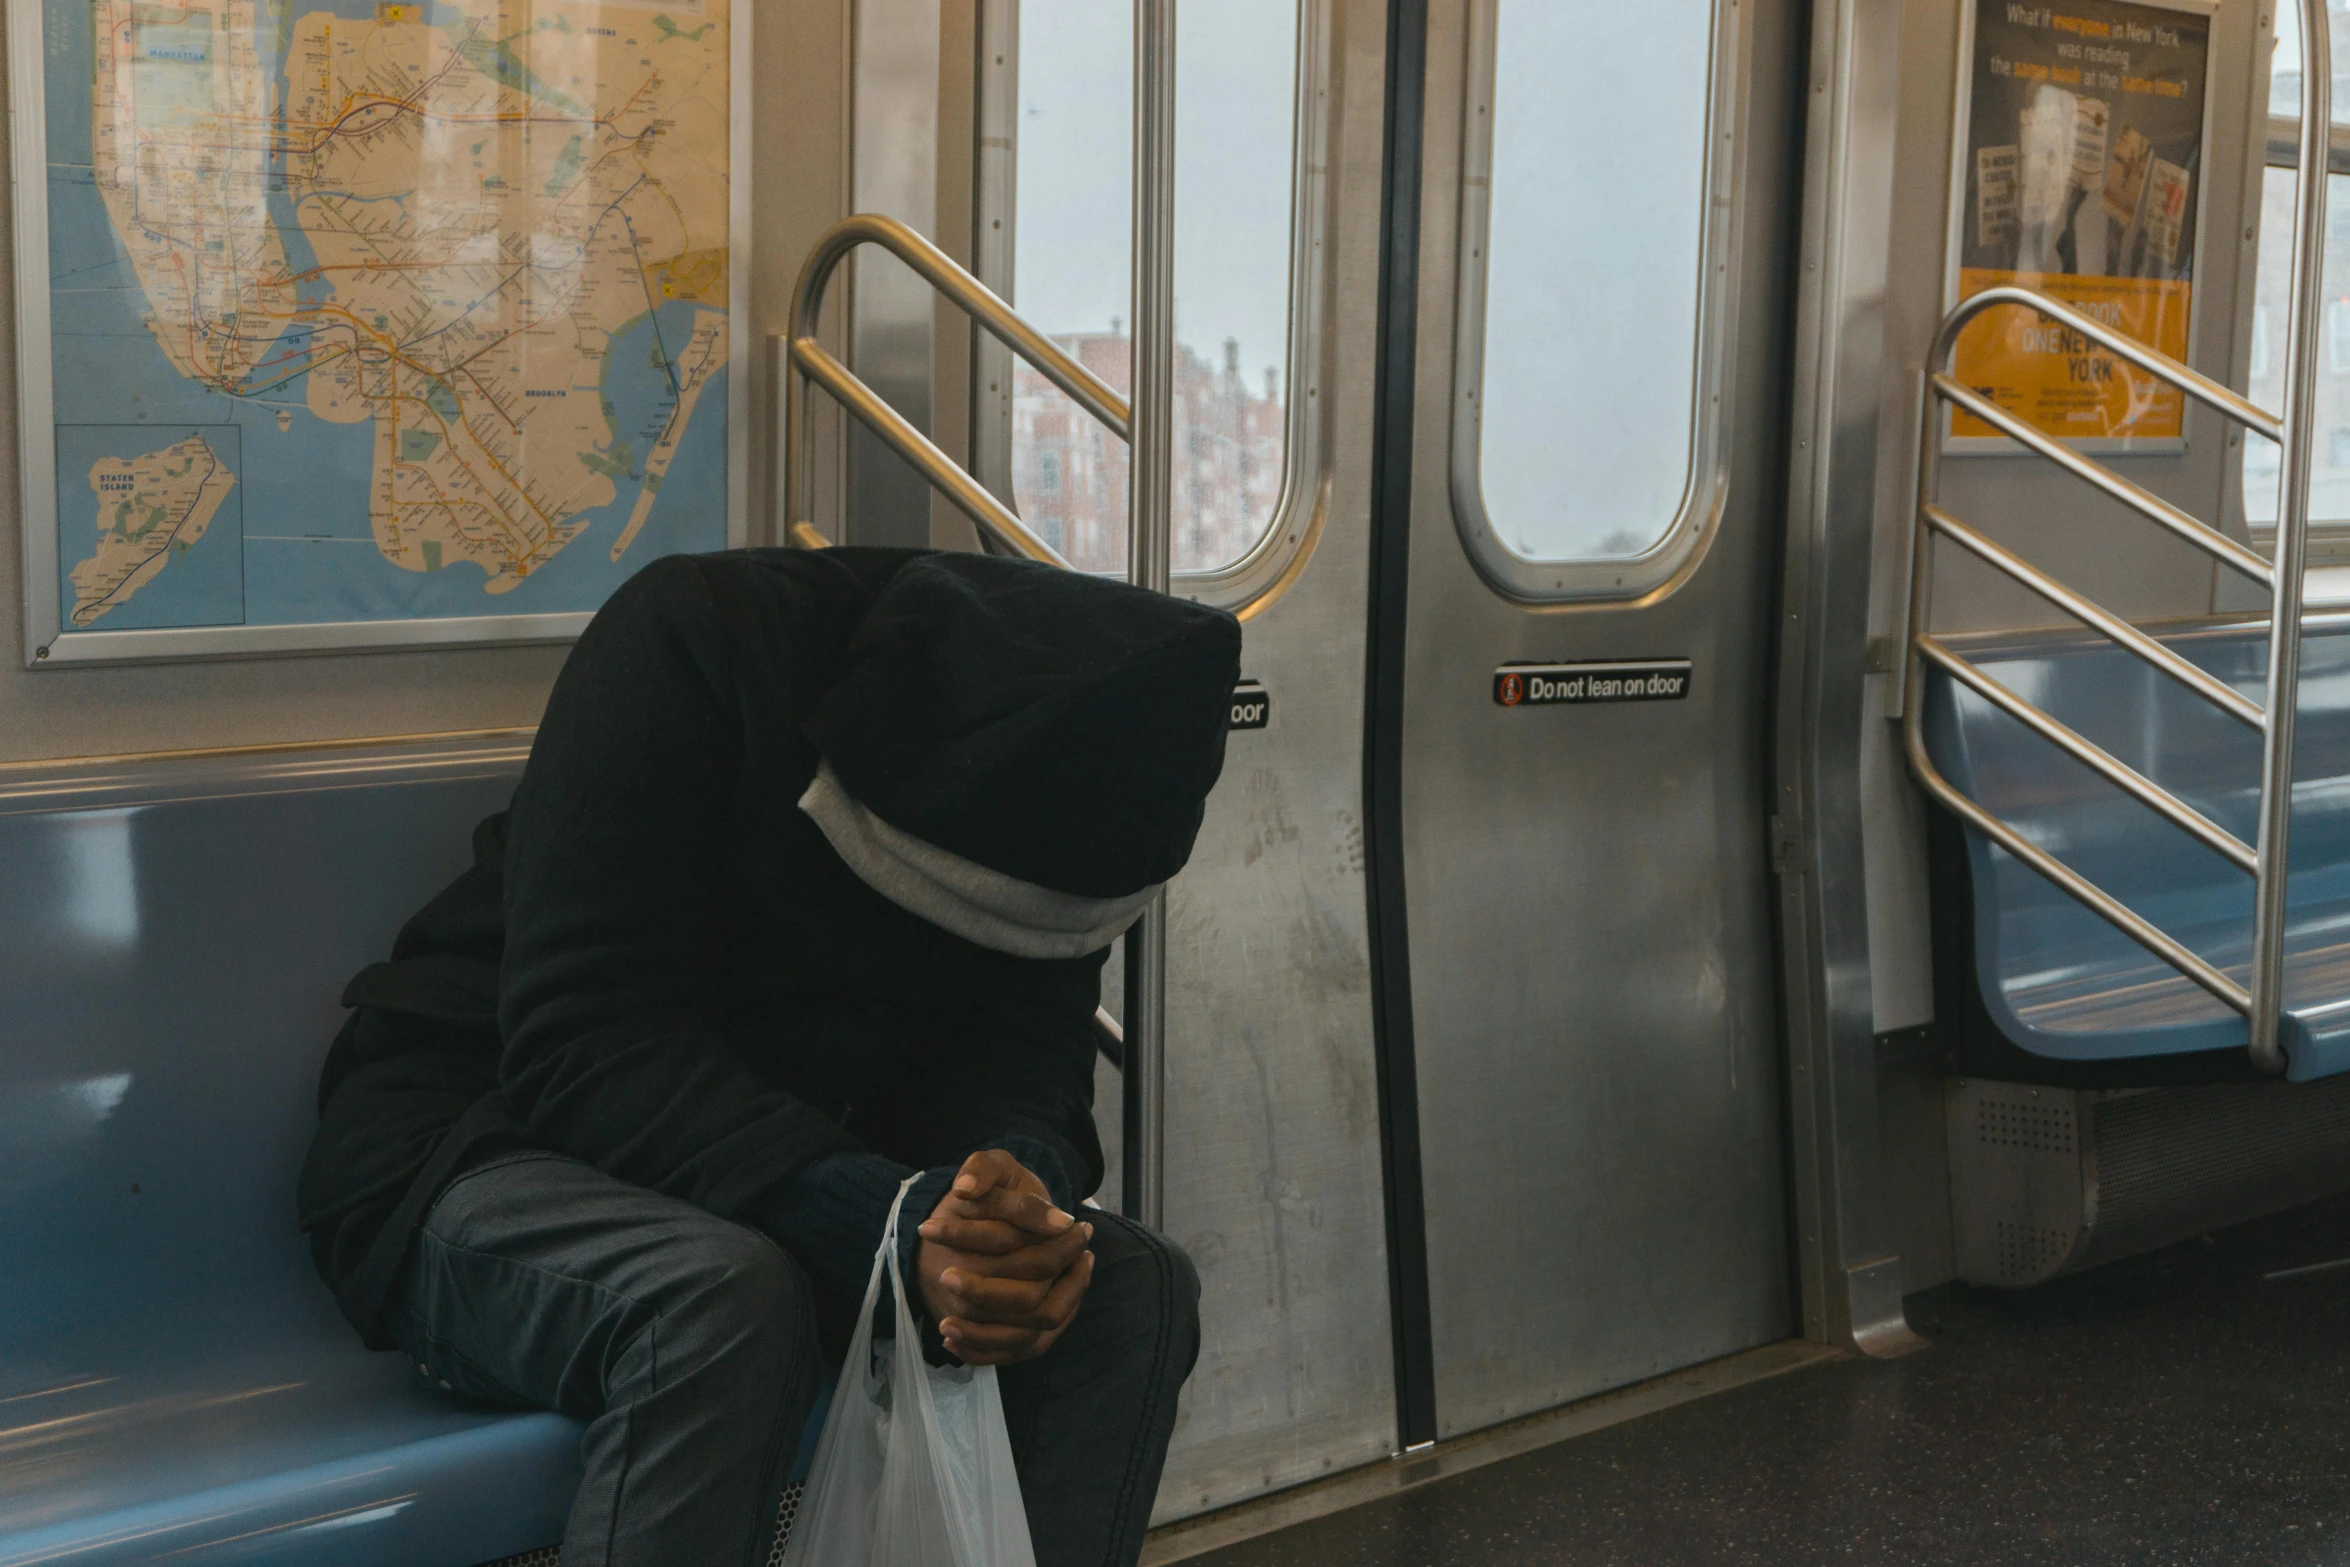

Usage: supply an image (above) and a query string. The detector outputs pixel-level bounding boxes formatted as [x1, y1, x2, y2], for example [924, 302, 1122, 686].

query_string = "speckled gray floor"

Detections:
[1188, 1194, 2350, 1566]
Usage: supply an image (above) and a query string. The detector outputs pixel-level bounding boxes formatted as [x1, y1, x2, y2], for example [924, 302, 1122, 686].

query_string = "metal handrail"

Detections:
[1919, 505, 2266, 731]
[1902, 2, 2331, 1074]
[1929, 375, 2274, 587]
[779, 212, 1132, 568]
[1126, 0, 1177, 1234]
[1914, 636, 2255, 875]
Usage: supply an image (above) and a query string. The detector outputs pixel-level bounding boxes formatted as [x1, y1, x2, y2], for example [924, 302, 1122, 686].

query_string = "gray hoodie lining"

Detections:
[798, 760, 1158, 959]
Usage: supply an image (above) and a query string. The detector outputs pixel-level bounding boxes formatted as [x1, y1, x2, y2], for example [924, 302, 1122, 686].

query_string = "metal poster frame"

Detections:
[10, 0, 753, 666]
[1939, 0, 2221, 457]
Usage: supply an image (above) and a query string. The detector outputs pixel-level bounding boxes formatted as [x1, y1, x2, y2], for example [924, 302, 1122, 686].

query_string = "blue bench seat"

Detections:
[0, 740, 582, 1566]
[1920, 615, 2350, 1082]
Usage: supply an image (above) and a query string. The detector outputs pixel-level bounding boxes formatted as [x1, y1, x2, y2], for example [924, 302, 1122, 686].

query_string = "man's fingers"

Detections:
[939, 1181, 1074, 1237]
[940, 1251, 1095, 1329]
[937, 1317, 1072, 1365]
[949, 1148, 1018, 1199]
[926, 1229, 1088, 1283]
[1034, 1249, 1093, 1326]
[949, 1148, 1049, 1202]
[918, 1150, 1088, 1352]
[937, 1270, 1050, 1325]
[919, 1214, 1091, 1265]
[938, 1317, 1044, 1358]
[940, 1261, 1091, 1364]
[917, 1215, 1028, 1256]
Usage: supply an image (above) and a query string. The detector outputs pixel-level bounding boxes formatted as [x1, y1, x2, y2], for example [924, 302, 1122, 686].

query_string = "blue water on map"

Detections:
[248, 304, 729, 623]
[40, 0, 729, 640]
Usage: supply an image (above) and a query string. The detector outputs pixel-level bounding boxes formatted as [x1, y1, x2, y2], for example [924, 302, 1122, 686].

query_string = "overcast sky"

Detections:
[1013, 0, 1298, 390]
[2269, 2, 2350, 117]
[1475, 0, 1712, 560]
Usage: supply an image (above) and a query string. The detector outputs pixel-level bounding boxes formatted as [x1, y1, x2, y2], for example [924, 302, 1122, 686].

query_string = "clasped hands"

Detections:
[915, 1148, 1095, 1366]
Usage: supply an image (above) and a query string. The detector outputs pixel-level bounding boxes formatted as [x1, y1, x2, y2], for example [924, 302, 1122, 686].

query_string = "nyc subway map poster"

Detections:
[1949, 0, 2212, 451]
[13, 0, 743, 663]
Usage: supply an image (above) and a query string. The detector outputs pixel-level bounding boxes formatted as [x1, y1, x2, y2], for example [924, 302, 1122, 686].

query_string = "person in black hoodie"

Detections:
[297, 546, 1242, 1567]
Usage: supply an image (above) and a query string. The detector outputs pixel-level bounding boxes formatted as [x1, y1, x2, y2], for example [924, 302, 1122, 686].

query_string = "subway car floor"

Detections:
[1180, 1191, 2350, 1567]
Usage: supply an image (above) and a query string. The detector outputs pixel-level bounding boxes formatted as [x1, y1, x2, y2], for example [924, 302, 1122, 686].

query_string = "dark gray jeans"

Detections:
[391, 1150, 1200, 1567]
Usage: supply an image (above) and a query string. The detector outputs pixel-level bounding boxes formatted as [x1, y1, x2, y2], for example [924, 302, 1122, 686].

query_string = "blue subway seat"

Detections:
[0, 739, 583, 1567]
[1921, 616, 2350, 1082]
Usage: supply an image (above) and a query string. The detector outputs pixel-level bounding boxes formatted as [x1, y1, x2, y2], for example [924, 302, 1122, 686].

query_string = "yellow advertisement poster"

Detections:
[1951, 0, 2210, 447]
[1950, 269, 2192, 440]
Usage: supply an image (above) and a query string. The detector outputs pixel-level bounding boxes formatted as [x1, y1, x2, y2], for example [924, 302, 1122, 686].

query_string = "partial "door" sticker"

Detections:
[1230, 680, 1270, 730]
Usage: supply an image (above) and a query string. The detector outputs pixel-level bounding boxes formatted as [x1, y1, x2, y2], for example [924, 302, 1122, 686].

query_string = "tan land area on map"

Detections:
[611, 306, 722, 561]
[90, 0, 729, 602]
[69, 433, 238, 625]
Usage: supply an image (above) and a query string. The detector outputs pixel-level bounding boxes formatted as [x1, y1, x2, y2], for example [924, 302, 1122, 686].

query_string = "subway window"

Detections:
[1006, 0, 1302, 579]
[2243, 174, 2350, 525]
[2244, 2, 2350, 532]
[1452, 0, 1731, 597]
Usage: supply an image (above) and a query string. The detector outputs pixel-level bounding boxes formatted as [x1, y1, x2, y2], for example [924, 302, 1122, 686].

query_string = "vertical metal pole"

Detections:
[2251, 0, 2330, 1074]
[779, 334, 803, 546]
[1123, 0, 1176, 1229]
[1901, 369, 1948, 736]
[971, 0, 1022, 506]
[1129, 0, 1176, 604]
[846, 0, 943, 548]
[781, 230, 846, 545]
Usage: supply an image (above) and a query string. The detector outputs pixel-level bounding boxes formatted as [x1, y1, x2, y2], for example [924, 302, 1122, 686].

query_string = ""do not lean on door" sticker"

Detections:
[1493, 659, 1693, 707]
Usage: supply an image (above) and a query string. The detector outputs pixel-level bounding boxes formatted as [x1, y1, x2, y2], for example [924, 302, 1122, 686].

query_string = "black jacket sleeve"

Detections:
[891, 1006, 1105, 1204]
[497, 558, 863, 1232]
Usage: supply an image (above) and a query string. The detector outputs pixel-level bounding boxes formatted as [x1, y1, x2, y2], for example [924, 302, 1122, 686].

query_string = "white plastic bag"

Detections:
[784, 1176, 1038, 1567]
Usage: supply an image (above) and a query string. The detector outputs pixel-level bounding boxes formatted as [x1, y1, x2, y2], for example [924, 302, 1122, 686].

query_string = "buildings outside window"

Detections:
[1011, 332, 1284, 576]
[1009, 0, 1299, 578]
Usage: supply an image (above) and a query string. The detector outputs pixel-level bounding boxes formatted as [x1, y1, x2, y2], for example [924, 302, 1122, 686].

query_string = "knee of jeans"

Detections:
[1159, 1234, 1202, 1365]
[663, 1223, 814, 1374]
[1091, 1215, 1202, 1362]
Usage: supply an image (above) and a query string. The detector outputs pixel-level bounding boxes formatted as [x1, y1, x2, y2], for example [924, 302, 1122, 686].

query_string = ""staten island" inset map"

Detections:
[69, 431, 239, 625]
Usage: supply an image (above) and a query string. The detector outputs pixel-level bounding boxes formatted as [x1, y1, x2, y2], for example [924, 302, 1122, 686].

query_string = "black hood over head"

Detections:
[802, 552, 1243, 899]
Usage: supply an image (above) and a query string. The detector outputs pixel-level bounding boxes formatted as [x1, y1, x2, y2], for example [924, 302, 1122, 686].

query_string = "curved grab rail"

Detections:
[790, 215, 1130, 435]
[779, 213, 1130, 567]
[1927, 285, 2283, 445]
[1901, 3, 2331, 1075]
